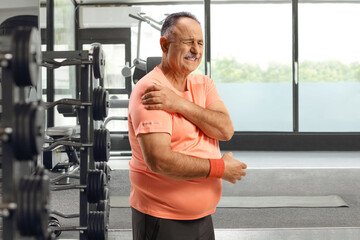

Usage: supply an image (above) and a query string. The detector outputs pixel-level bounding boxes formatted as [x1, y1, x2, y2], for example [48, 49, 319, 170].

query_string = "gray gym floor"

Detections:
[3, 151, 360, 239]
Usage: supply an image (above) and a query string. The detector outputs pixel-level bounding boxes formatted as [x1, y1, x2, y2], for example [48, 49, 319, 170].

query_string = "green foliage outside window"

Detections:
[202, 56, 360, 83]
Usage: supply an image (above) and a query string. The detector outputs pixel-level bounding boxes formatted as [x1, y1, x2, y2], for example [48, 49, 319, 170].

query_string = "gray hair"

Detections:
[161, 12, 200, 39]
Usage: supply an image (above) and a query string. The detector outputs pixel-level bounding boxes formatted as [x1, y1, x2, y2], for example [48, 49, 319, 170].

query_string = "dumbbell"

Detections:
[0, 26, 41, 86]
[51, 169, 107, 203]
[48, 211, 108, 240]
[0, 101, 45, 160]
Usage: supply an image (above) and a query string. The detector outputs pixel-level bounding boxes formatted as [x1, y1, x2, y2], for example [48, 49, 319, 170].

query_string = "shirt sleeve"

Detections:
[129, 83, 173, 137]
[205, 76, 223, 107]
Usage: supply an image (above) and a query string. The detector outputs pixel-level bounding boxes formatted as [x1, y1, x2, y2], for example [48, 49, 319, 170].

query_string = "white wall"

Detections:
[80, 6, 141, 28]
[0, 0, 39, 24]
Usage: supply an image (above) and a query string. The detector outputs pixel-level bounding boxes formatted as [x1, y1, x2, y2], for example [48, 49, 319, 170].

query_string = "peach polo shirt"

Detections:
[128, 66, 223, 220]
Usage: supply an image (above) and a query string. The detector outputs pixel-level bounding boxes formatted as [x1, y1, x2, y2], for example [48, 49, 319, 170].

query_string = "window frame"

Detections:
[60, 1, 360, 150]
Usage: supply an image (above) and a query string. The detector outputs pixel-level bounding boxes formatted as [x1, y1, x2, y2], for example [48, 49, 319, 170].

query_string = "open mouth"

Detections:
[184, 53, 200, 62]
[184, 56, 198, 61]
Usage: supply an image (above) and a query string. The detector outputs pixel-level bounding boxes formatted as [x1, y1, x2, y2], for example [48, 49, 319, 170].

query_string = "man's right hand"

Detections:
[222, 152, 247, 184]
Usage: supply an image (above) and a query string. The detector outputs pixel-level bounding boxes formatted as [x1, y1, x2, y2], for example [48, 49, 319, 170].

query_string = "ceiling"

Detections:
[38, 0, 360, 6]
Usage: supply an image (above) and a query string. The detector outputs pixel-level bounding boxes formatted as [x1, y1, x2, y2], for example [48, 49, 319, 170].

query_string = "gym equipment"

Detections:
[41, 37, 108, 240]
[96, 187, 110, 223]
[49, 211, 108, 240]
[51, 169, 108, 203]
[43, 126, 111, 162]
[93, 128, 111, 162]
[12, 102, 45, 159]
[123, 13, 165, 84]
[0, 26, 40, 87]
[42, 44, 105, 80]
[0, 15, 38, 35]
[91, 43, 106, 79]
[12, 102, 45, 160]
[0, 174, 50, 239]
[45, 86, 109, 121]
[17, 173, 50, 238]
[92, 86, 109, 121]
[48, 216, 62, 237]
[1, 25, 47, 240]
[96, 161, 110, 181]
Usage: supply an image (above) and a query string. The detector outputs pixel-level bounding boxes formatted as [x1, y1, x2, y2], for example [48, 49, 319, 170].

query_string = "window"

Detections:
[298, 3, 360, 131]
[211, 3, 292, 131]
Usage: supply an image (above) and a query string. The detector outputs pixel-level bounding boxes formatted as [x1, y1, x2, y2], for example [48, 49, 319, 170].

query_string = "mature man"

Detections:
[128, 12, 247, 240]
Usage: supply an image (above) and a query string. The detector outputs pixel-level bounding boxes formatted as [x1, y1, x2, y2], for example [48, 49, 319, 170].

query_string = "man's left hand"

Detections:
[142, 85, 184, 112]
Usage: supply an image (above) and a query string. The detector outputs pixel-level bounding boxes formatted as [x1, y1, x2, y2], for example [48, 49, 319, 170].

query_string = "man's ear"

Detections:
[160, 36, 169, 53]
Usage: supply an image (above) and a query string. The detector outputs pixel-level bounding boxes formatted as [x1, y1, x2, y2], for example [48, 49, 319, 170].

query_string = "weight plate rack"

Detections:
[42, 43, 109, 239]
[1, 26, 50, 240]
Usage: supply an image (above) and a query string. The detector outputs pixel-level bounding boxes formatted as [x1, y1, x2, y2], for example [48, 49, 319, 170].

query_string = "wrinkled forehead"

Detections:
[172, 17, 203, 40]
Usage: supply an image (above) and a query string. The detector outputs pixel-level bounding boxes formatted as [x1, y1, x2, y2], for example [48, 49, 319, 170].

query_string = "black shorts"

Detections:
[131, 207, 215, 240]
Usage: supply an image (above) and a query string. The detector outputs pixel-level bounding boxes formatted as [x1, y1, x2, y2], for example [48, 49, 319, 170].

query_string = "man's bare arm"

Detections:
[142, 85, 234, 141]
[138, 132, 247, 183]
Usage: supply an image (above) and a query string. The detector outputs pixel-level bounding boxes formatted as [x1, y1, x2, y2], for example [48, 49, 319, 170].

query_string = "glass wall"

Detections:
[83, 44, 128, 132]
[211, 2, 292, 131]
[41, 0, 76, 126]
[298, 3, 360, 131]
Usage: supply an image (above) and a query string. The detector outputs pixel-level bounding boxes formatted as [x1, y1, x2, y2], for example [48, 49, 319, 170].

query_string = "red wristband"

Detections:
[208, 158, 225, 178]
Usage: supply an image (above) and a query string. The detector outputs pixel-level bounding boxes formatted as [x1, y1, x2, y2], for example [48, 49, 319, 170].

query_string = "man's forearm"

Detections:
[177, 100, 234, 141]
[149, 150, 211, 181]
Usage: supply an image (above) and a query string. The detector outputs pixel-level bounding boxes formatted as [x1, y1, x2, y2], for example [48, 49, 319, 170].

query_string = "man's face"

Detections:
[165, 17, 204, 75]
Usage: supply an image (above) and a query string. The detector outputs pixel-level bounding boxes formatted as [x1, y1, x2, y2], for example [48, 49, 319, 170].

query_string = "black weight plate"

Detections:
[94, 87, 104, 121]
[12, 28, 26, 84]
[100, 130, 106, 161]
[104, 187, 109, 201]
[31, 176, 41, 233]
[100, 211, 108, 240]
[0, 15, 38, 35]
[96, 200, 106, 212]
[13, 103, 33, 160]
[96, 162, 109, 178]
[98, 171, 104, 201]
[93, 170, 99, 203]
[13, 103, 45, 160]
[99, 130, 106, 162]
[95, 212, 101, 239]
[87, 170, 97, 203]
[25, 176, 35, 235]
[104, 128, 110, 162]
[97, 200, 110, 222]
[39, 174, 50, 239]
[17, 177, 27, 233]
[93, 129, 101, 161]
[88, 212, 96, 238]
[87, 170, 93, 203]
[13, 104, 24, 159]
[92, 44, 105, 79]
[28, 27, 41, 87]
[30, 103, 45, 155]
[92, 87, 100, 120]
[96, 170, 102, 202]
[23, 104, 33, 159]
[102, 89, 109, 120]
[12, 27, 40, 86]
